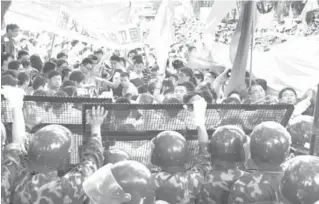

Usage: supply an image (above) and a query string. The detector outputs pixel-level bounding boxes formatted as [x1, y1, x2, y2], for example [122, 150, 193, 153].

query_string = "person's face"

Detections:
[174, 86, 187, 102]
[128, 53, 136, 61]
[134, 63, 144, 74]
[250, 85, 266, 103]
[50, 75, 62, 89]
[95, 53, 103, 61]
[120, 76, 130, 88]
[204, 73, 215, 84]
[280, 90, 297, 105]
[178, 72, 190, 84]
[60, 56, 68, 61]
[82, 63, 93, 74]
[111, 60, 117, 69]
[8, 28, 19, 38]
[148, 55, 155, 64]
[20, 54, 30, 62]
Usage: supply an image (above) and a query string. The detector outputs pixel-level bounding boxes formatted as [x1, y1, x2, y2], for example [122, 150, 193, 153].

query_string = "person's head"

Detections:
[21, 59, 31, 69]
[169, 74, 178, 87]
[93, 49, 104, 61]
[61, 80, 77, 89]
[48, 70, 62, 90]
[104, 149, 130, 165]
[279, 87, 298, 105]
[287, 115, 313, 152]
[43, 61, 57, 77]
[56, 59, 68, 70]
[112, 69, 123, 83]
[204, 71, 217, 84]
[127, 49, 137, 60]
[56, 52, 68, 61]
[193, 70, 204, 85]
[2, 69, 18, 78]
[248, 84, 266, 103]
[114, 97, 131, 120]
[1, 53, 13, 67]
[69, 70, 85, 87]
[256, 78, 268, 92]
[137, 93, 154, 104]
[8, 60, 21, 70]
[281, 156, 319, 204]
[18, 72, 30, 89]
[61, 86, 77, 97]
[30, 54, 43, 72]
[162, 78, 174, 93]
[83, 161, 155, 204]
[17, 50, 29, 61]
[172, 59, 184, 70]
[1, 75, 18, 87]
[174, 82, 195, 102]
[61, 67, 72, 82]
[33, 90, 48, 107]
[28, 125, 71, 173]
[120, 72, 131, 88]
[6, 24, 19, 38]
[151, 130, 187, 172]
[250, 121, 291, 168]
[32, 76, 48, 91]
[133, 55, 144, 74]
[178, 67, 193, 84]
[110, 55, 122, 70]
[80, 58, 93, 74]
[210, 125, 246, 163]
[199, 90, 214, 103]
[162, 97, 182, 118]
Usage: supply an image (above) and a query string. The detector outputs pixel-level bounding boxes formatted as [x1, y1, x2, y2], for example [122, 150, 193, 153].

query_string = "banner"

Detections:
[103, 26, 142, 46]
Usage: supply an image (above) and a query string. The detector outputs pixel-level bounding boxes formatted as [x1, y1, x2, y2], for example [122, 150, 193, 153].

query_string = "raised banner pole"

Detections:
[309, 84, 319, 155]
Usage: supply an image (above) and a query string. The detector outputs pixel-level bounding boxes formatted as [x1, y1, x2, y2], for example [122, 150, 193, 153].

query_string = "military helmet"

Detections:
[104, 149, 130, 165]
[28, 125, 71, 173]
[281, 156, 319, 204]
[250, 121, 291, 166]
[210, 125, 246, 162]
[151, 131, 188, 168]
[287, 115, 313, 151]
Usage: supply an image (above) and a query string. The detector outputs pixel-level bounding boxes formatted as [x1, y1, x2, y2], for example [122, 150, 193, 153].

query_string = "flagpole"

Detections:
[249, 17, 254, 87]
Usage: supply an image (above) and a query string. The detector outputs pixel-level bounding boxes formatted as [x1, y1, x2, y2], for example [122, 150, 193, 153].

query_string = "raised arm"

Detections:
[62, 106, 107, 203]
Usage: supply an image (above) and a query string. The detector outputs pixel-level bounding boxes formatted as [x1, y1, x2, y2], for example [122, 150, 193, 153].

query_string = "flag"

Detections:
[146, 0, 175, 74]
[225, 0, 257, 95]
[203, 1, 237, 38]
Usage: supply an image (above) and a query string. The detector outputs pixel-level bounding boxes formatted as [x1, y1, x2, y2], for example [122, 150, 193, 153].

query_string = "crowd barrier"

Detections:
[4, 95, 315, 170]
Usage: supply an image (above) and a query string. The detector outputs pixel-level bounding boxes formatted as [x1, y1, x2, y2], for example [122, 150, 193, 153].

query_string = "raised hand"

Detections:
[87, 106, 108, 127]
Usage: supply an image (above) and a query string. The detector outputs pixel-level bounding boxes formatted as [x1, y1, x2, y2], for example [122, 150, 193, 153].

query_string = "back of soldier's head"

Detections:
[151, 131, 187, 168]
[104, 149, 130, 165]
[111, 161, 155, 204]
[281, 156, 319, 204]
[250, 121, 291, 166]
[28, 125, 71, 173]
[210, 125, 246, 163]
[287, 115, 313, 151]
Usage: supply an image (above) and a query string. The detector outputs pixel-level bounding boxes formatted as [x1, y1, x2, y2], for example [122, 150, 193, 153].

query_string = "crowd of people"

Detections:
[1, 4, 319, 203]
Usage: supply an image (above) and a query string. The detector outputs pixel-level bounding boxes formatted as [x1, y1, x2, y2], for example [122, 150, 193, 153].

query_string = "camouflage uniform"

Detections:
[1, 134, 103, 204]
[151, 131, 210, 204]
[228, 121, 291, 204]
[197, 125, 248, 204]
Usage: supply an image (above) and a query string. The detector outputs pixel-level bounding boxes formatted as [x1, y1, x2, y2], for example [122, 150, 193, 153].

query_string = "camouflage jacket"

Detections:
[228, 171, 286, 204]
[197, 166, 248, 204]
[1, 135, 104, 204]
[152, 143, 211, 204]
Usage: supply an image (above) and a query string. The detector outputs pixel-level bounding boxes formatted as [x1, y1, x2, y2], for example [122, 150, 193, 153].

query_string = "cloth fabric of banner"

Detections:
[146, 0, 175, 74]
